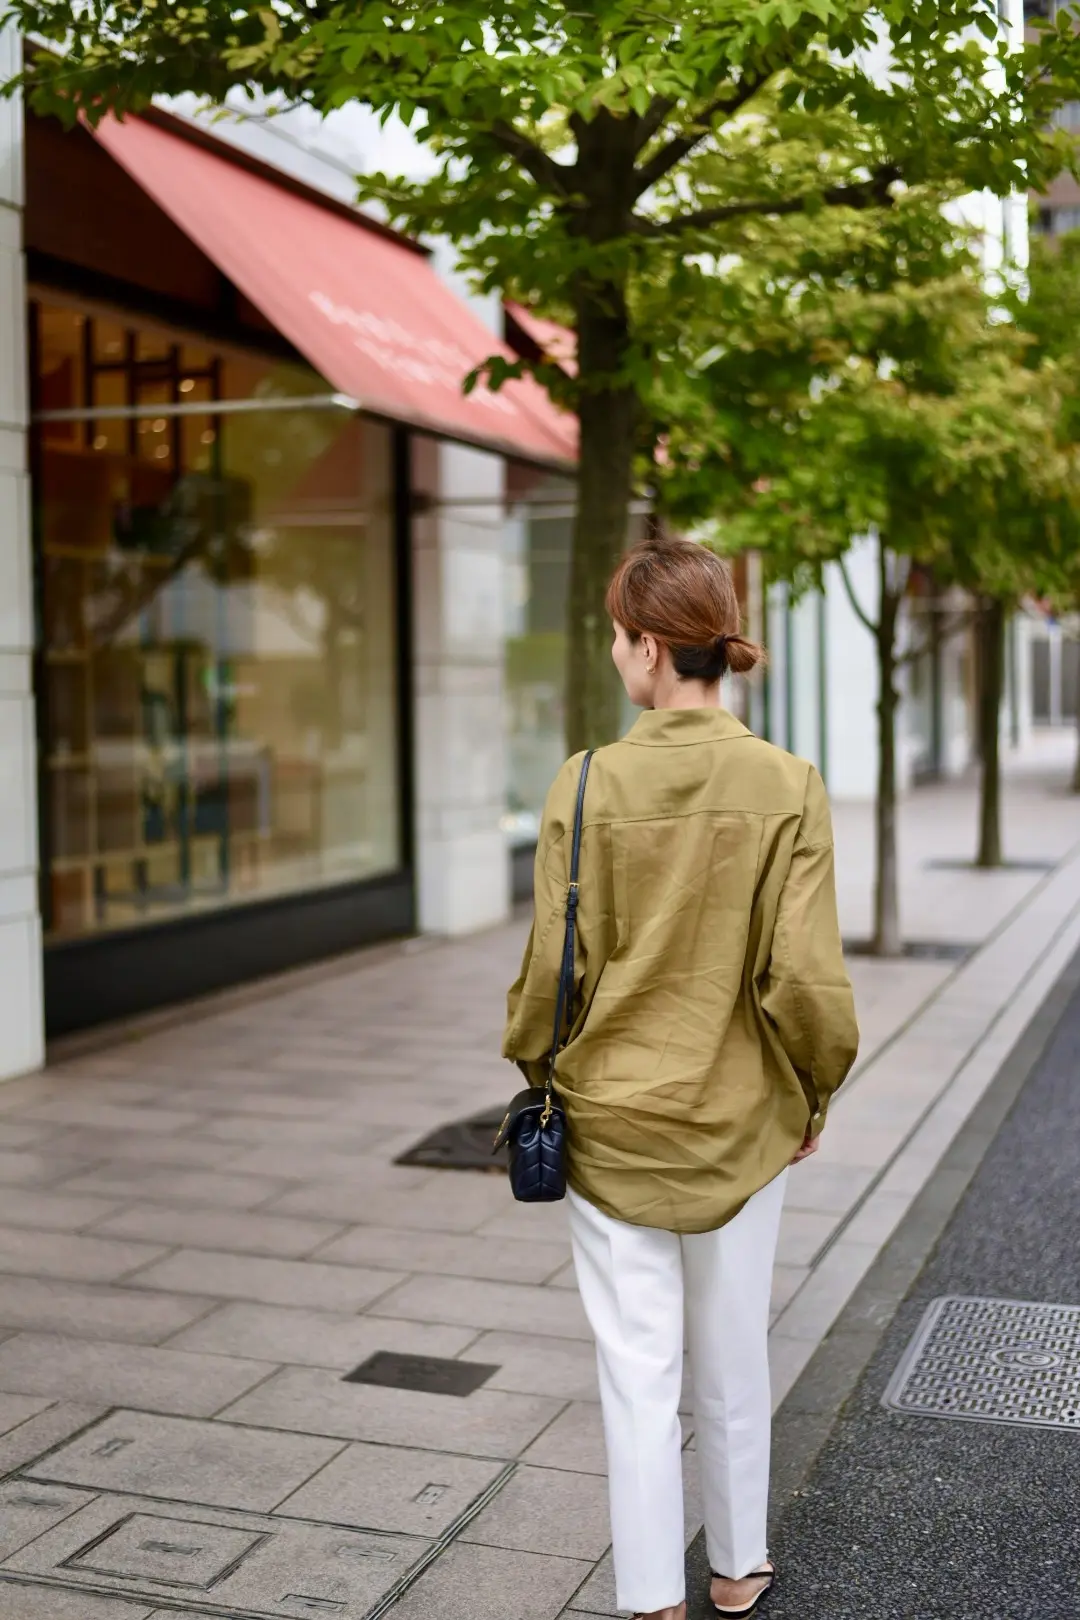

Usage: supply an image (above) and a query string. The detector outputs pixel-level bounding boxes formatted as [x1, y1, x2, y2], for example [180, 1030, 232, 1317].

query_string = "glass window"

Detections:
[503, 482, 574, 847]
[33, 298, 401, 941]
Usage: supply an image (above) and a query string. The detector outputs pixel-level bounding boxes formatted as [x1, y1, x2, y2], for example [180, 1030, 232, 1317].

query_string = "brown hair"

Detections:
[605, 539, 765, 682]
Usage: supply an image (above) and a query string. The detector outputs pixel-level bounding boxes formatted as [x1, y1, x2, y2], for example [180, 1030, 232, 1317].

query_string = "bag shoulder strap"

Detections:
[547, 750, 594, 1104]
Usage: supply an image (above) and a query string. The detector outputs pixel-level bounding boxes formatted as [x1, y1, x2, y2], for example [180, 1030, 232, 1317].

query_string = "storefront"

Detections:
[21, 103, 574, 1037]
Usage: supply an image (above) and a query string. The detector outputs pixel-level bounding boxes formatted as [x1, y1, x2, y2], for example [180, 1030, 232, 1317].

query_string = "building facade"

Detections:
[0, 67, 579, 1075]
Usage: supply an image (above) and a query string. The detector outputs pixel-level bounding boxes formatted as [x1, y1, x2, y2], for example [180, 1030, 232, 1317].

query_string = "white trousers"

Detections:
[567, 1170, 787, 1615]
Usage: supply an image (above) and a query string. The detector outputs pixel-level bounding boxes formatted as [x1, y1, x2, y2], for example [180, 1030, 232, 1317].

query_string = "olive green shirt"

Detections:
[503, 708, 859, 1234]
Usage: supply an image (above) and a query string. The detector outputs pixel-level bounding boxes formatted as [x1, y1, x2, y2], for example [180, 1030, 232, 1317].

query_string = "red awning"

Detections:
[505, 301, 578, 376]
[90, 114, 577, 469]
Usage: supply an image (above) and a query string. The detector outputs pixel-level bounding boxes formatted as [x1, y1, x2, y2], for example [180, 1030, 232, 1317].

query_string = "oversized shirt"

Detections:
[503, 707, 860, 1234]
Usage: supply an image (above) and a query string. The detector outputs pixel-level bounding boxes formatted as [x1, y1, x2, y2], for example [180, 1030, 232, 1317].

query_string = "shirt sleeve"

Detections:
[502, 755, 582, 1089]
[759, 766, 860, 1137]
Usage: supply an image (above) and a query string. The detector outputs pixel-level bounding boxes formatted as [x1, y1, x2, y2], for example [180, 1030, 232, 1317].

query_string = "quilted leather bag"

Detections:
[494, 750, 594, 1202]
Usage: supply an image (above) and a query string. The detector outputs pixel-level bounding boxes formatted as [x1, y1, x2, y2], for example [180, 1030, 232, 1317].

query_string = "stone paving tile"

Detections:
[39, 1127, 243, 1170]
[218, 1366, 566, 1459]
[0, 1585, 154, 1618]
[213, 1137, 409, 1181]
[781, 1160, 876, 1217]
[256, 1162, 447, 1220]
[193, 1113, 399, 1149]
[0, 1276, 214, 1345]
[0, 1152, 93, 1189]
[521, 1401, 691, 1479]
[0, 1404, 107, 1479]
[126, 1248, 405, 1312]
[565, 1549, 618, 1615]
[460, 1464, 612, 1561]
[770, 1237, 881, 1344]
[776, 1210, 842, 1270]
[0, 1480, 97, 1559]
[0, 1076, 56, 1113]
[56, 1164, 290, 1211]
[311, 1224, 569, 1284]
[28, 1410, 343, 1513]
[146, 1086, 344, 1119]
[164, 1301, 480, 1368]
[0, 1393, 54, 1436]
[11, 1100, 203, 1135]
[0, 1121, 63, 1149]
[268, 1175, 511, 1231]
[0, 1226, 168, 1285]
[467, 1331, 601, 1403]
[4, 1493, 431, 1619]
[0, 1333, 270, 1417]
[90, 1204, 344, 1260]
[0, 1187, 126, 1234]
[369, 1275, 592, 1340]
[277, 1440, 504, 1535]
[545, 1259, 577, 1289]
[473, 1200, 573, 1243]
[389, 1541, 592, 1620]
[770, 1264, 810, 1322]
[520, 1402, 607, 1476]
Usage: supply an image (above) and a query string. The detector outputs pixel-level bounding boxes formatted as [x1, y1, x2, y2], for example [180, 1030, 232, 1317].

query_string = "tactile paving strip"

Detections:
[884, 1295, 1080, 1432]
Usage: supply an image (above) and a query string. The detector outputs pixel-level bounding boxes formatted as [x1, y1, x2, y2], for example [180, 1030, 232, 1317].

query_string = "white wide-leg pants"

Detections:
[567, 1170, 787, 1615]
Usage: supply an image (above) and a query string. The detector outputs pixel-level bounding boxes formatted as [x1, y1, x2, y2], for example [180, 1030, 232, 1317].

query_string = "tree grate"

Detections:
[884, 1295, 1080, 1432]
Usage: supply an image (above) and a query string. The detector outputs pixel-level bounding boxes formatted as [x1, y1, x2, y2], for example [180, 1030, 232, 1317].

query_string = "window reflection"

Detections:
[34, 298, 400, 939]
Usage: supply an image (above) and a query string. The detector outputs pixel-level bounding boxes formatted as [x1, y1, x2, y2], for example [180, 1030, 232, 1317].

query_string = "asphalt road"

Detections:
[752, 970, 1080, 1620]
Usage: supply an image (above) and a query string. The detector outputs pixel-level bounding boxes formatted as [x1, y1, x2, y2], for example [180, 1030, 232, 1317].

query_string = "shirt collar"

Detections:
[624, 707, 751, 746]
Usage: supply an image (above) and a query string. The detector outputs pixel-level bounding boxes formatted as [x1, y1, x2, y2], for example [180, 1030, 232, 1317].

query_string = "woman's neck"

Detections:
[651, 677, 723, 711]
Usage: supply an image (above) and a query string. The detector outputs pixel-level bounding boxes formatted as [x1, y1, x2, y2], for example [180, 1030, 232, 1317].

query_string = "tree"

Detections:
[8, 3, 1080, 754]
[1009, 228, 1080, 794]
[657, 203, 1075, 949]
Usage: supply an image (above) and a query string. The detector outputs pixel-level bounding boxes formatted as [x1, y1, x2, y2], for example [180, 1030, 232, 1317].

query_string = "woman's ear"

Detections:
[641, 633, 659, 675]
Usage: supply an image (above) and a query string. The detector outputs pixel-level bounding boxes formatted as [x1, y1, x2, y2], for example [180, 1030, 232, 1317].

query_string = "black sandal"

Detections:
[711, 1562, 775, 1617]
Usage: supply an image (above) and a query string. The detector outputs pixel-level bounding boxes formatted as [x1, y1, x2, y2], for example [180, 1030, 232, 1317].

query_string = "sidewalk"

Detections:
[0, 732, 1077, 1620]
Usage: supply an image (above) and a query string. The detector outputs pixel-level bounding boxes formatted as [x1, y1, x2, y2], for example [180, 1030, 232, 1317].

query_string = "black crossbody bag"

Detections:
[494, 749, 594, 1202]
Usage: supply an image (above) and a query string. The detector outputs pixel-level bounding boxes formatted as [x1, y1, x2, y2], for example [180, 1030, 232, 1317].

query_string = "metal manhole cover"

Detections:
[884, 1296, 1080, 1431]
[394, 1108, 507, 1172]
[342, 1351, 499, 1397]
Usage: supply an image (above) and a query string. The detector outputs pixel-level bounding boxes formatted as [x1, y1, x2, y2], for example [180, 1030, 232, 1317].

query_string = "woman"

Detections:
[504, 540, 859, 1620]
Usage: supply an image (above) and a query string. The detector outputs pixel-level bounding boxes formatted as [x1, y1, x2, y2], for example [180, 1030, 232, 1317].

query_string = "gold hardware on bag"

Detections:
[539, 1095, 553, 1128]
[494, 1110, 510, 1147]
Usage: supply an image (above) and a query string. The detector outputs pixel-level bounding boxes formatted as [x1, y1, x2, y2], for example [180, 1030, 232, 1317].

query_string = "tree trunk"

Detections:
[872, 542, 903, 958]
[564, 283, 638, 753]
[975, 596, 1006, 869]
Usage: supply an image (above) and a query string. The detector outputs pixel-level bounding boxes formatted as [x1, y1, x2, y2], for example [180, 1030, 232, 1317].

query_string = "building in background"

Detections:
[1027, 0, 1080, 248]
[759, 0, 1053, 797]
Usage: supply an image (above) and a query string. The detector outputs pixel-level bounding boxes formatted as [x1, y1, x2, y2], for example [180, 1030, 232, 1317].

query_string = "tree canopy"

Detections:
[8, 1, 1080, 746]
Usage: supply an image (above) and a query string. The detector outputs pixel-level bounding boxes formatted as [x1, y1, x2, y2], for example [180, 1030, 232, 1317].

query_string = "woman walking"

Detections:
[503, 540, 859, 1620]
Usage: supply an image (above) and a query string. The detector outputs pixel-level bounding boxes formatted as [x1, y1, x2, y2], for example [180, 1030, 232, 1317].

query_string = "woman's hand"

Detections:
[790, 1128, 820, 1164]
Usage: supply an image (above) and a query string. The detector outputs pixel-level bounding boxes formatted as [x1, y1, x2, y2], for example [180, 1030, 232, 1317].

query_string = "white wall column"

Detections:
[822, 541, 880, 800]
[411, 437, 511, 935]
[0, 24, 44, 1079]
